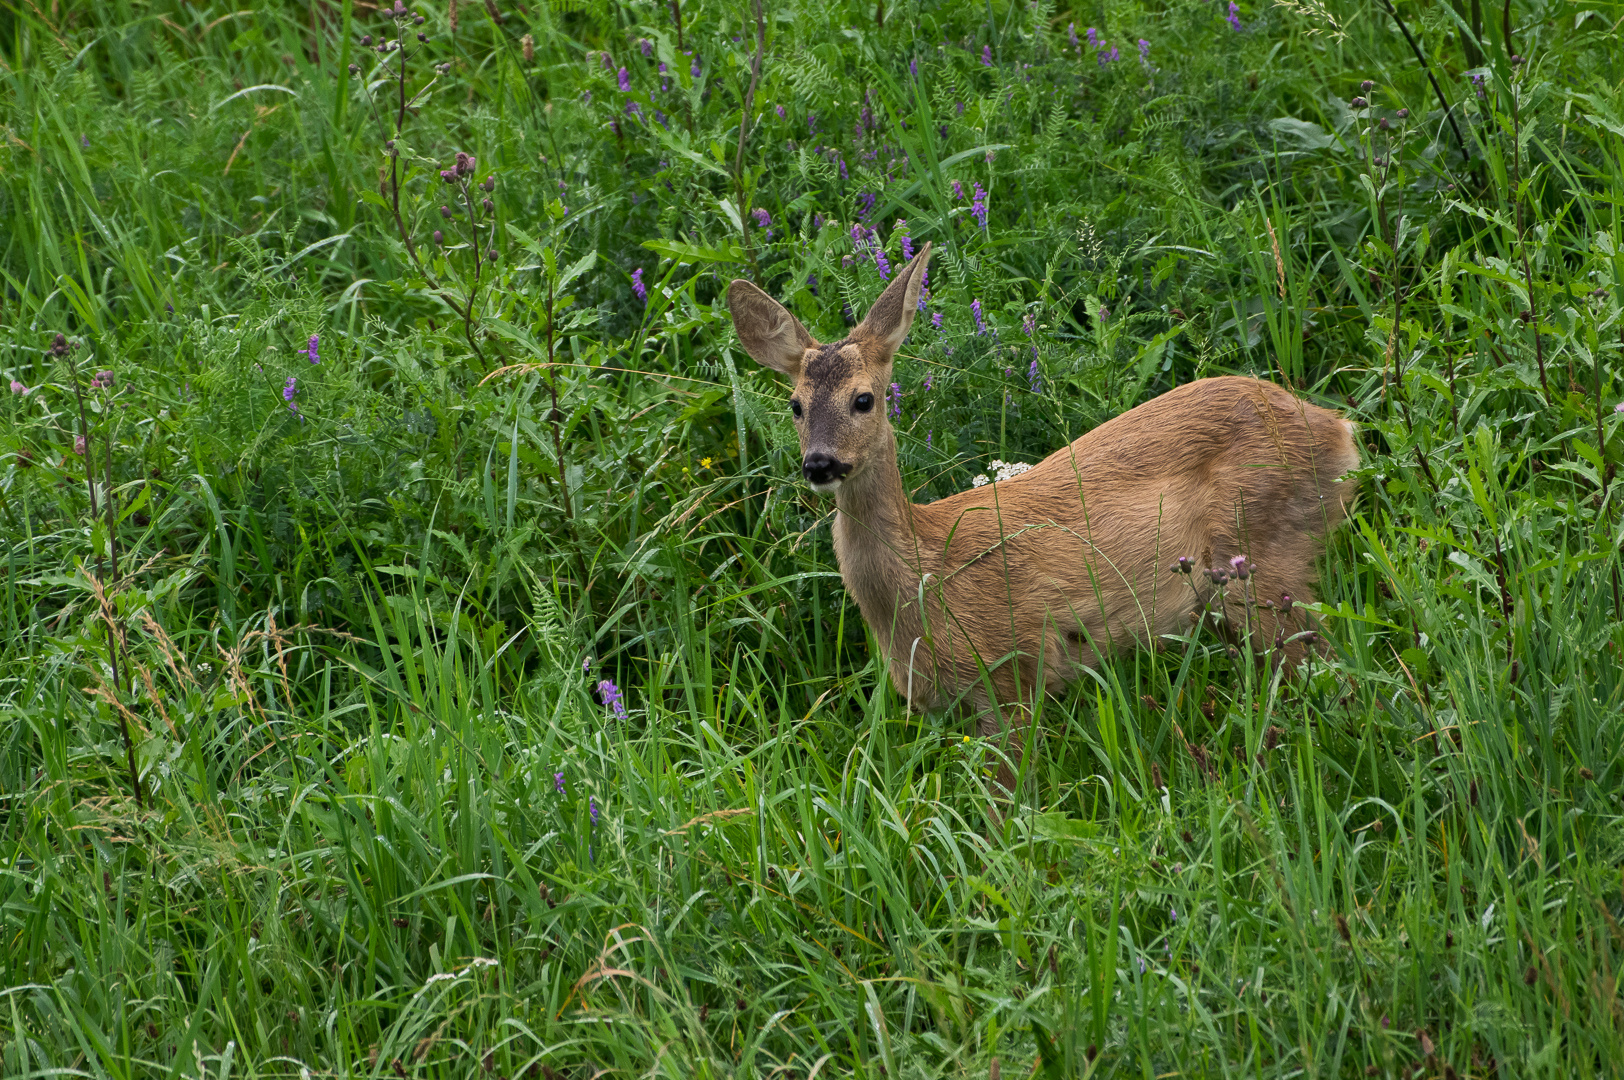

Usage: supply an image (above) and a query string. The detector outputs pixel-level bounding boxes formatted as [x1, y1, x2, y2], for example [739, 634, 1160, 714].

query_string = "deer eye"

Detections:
[853, 393, 874, 413]
[790, 399, 803, 419]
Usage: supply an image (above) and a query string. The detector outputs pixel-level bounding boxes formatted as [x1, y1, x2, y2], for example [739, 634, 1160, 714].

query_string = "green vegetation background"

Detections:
[2, 0, 1622, 1075]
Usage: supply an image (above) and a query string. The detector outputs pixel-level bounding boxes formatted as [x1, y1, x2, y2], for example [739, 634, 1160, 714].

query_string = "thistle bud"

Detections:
[349, 63, 359, 75]
[1350, 96, 1367, 108]
[487, 248, 498, 262]
[1360, 79, 1374, 91]
[1397, 108, 1409, 118]
[440, 204, 452, 218]
[361, 34, 372, 45]
[414, 13, 425, 24]
[482, 197, 493, 212]
[433, 229, 443, 245]
[385, 139, 395, 149]
[482, 175, 495, 192]
[1379, 117, 1390, 130]
[417, 31, 426, 41]
[1510, 54, 1524, 65]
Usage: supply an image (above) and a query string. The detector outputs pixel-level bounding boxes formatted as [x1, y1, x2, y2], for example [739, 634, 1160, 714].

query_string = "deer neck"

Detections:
[832, 426, 926, 642]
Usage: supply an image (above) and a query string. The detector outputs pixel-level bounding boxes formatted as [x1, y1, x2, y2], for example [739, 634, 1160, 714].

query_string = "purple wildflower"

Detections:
[74, 434, 86, 455]
[9, 380, 27, 395]
[910, 57, 918, 78]
[955, 101, 966, 116]
[617, 66, 630, 92]
[808, 113, 817, 133]
[690, 52, 701, 77]
[306, 334, 320, 364]
[1138, 39, 1151, 62]
[624, 99, 641, 119]
[897, 219, 913, 261]
[951, 179, 964, 200]
[80, 134, 90, 149]
[600, 52, 613, 70]
[583, 657, 592, 673]
[1068, 23, 1079, 50]
[598, 678, 627, 720]
[590, 796, 599, 825]
[631, 268, 647, 303]
[1227, 2, 1242, 31]
[283, 376, 298, 408]
[1028, 358, 1042, 393]
[555, 771, 566, 794]
[918, 265, 929, 309]
[838, 157, 848, 181]
[1470, 72, 1487, 98]
[1098, 45, 1119, 65]
[857, 191, 876, 220]
[775, 104, 786, 119]
[970, 183, 988, 229]
[888, 382, 902, 417]
[971, 299, 986, 335]
[875, 247, 890, 280]
[982, 45, 992, 66]
[1086, 27, 1099, 49]
[931, 311, 943, 329]
[639, 37, 652, 58]
[753, 207, 771, 229]
[1023, 313, 1036, 336]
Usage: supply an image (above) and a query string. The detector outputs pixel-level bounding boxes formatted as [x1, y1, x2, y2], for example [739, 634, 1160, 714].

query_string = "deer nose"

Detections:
[802, 453, 851, 485]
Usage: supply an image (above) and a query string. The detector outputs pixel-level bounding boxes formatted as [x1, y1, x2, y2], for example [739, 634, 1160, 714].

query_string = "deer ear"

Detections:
[854, 241, 932, 359]
[726, 279, 816, 378]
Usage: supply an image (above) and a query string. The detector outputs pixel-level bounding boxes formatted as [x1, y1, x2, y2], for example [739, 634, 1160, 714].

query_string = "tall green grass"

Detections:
[2, 0, 1622, 1076]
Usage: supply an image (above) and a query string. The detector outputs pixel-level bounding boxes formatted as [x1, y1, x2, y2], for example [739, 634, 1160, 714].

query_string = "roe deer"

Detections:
[727, 243, 1359, 790]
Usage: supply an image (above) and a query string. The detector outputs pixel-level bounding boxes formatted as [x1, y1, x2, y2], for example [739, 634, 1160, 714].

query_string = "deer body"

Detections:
[727, 244, 1358, 763]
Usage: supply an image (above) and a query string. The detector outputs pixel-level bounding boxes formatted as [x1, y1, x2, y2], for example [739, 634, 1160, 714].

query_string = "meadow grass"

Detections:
[2, 0, 1623, 1076]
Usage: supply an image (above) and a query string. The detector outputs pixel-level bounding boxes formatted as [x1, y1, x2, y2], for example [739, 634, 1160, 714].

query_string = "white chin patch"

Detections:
[808, 479, 844, 494]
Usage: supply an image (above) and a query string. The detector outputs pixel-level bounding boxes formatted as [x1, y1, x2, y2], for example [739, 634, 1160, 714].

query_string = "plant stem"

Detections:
[735, 0, 764, 275]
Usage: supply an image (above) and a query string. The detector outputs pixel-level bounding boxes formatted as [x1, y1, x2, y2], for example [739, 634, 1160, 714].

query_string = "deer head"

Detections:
[727, 243, 932, 492]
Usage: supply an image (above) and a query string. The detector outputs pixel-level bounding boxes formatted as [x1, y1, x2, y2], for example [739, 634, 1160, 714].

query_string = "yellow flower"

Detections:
[700, 456, 713, 470]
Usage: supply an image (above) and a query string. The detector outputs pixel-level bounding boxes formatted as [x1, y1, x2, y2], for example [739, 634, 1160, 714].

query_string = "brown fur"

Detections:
[727, 244, 1360, 786]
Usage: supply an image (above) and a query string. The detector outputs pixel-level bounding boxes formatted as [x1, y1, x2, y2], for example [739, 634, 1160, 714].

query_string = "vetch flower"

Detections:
[1086, 26, 1099, 48]
[752, 207, 771, 229]
[970, 183, 988, 229]
[639, 37, 652, 58]
[909, 57, 918, 78]
[590, 796, 599, 826]
[981, 44, 992, 66]
[1138, 38, 1151, 62]
[888, 382, 902, 417]
[874, 247, 891, 280]
[598, 678, 627, 720]
[9, 380, 27, 395]
[1226, 1, 1242, 31]
[617, 67, 630, 92]
[1098, 45, 1119, 65]
[951, 179, 964, 201]
[1068, 23, 1079, 50]
[931, 311, 943, 329]
[283, 376, 299, 414]
[690, 52, 701, 77]
[775, 104, 786, 119]
[1022, 312, 1036, 336]
[554, 771, 566, 794]
[631, 267, 647, 303]
[1028, 358, 1042, 393]
[896, 219, 913, 260]
[306, 334, 320, 364]
[971, 298, 986, 335]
